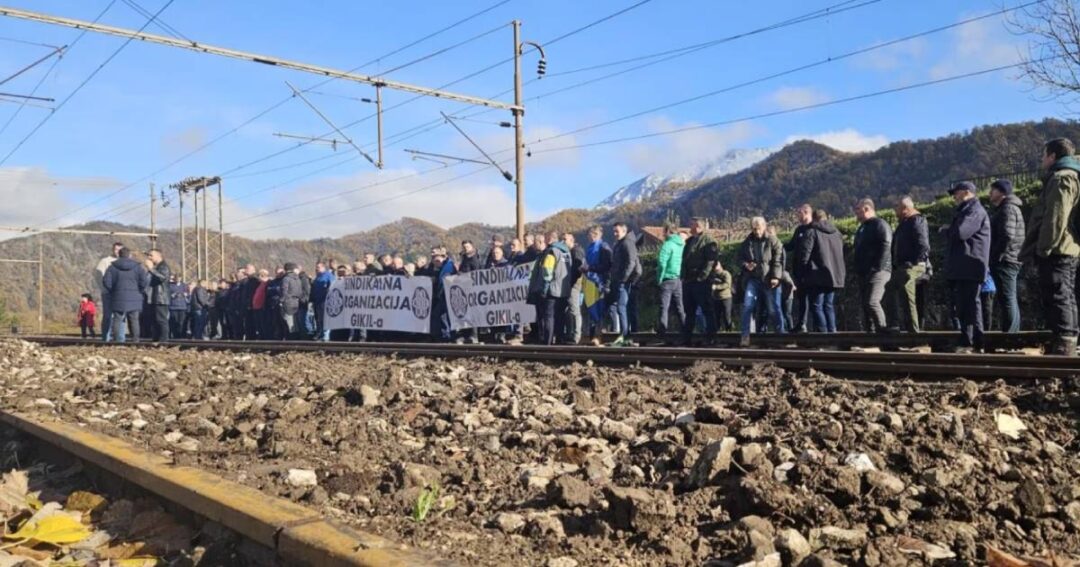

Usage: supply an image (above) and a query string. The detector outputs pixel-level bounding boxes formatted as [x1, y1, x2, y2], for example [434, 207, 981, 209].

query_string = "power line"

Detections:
[0, 0, 176, 167]
[225, 151, 346, 180]
[120, 0, 189, 41]
[377, 21, 510, 77]
[37, 0, 516, 225]
[0, 34, 60, 49]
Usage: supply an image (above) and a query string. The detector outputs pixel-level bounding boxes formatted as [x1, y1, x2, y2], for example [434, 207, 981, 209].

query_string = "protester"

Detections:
[311, 262, 334, 342]
[297, 265, 312, 337]
[737, 217, 784, 346]
[456, 241, 482, 344]
[529, 230, 573, 345]
[102, 247, 147, 343]
[77, 293, 96, 338]
[769, 226, 795, 332]
[266, 268, 285, 340]
[944, 181, 991, 353]
[168, 276, 189, 339]
[144, 249, 171, 342]
[681, 218, 718, 345]
[211, 280, 229, 339]
[485, 234, 505, 267]
[562, 233, 586, 345]
[655, 223, 686, 339]
[583, 226, 612, 346]
[1022, 137, 1080, 356]
[853, 198, 893, 333]
[709, 262, 734, 332]
[804, 209, 846, 333]
[888, 196, 930, 333]
[94, 242, 123, 342]
[281, 263, 304, 339]
[988, 179, 1025, 333]
[608, 223, 640, 346]
[190, 279, 211, 340]
[786, 205, 815, 333]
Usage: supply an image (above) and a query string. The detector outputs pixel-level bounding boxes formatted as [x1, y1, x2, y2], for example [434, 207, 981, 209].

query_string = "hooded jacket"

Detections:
[657, 233, 684, 282]
[944, 197, 991, 282]
[805, 220, 847, 289]
[529, 241, 573, 299]
[681, 231, 718, 283]
[1022, 155, 1080, 259]
[610, 231, 640, 285]
[737, 231, 783, 282]
[853, 216, 892, 276]
[892, 213, 930, 268]
[281, 272, 304, 315]
[102, 257, 148, 313]
[458, 252, 483, 273]
[990, 194, 1025, 266]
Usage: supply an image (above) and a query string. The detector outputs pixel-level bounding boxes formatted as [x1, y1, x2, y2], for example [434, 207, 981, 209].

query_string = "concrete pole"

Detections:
[37, 234, 43, 333]
[513, 20, 525, 242]
[218, 180, 225, 280]
[149, 182, 156, 248]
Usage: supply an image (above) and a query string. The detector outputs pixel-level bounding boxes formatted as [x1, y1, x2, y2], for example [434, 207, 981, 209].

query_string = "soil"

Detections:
[2, 339, 1079, 566]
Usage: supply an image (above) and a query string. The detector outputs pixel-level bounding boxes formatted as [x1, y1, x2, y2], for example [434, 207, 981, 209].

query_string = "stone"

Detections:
[775, 528, 812, 564]
[738, 515, 776, 538]
[865, 470, 905, 495]
[809, 526, 868, 551]
[492, 512, 525, 534]
[695, 401, 735, 424]
[520, 465, 555, 491]
[32, 398, 55, 409]
[394, 462, 441, 490]
[818, 420, 843, 443]
[737, 552, 781, 567]
[130, 419, 148, 431]
[359, 385, 381, 407]
[1016, 478, 1049, 516]
[281, 397, 312, 421]
[547, 475, 592, 509]
[736, 443, 766, 471]
[1063, 501, 1080, 528]
[920, 467, 953, 489]
[163, 431, 184, 444]
[843, 452, 876, 473]
[547, 558, 579, 567]
[286, 469, 318, 488]
[525, 513, 565, 540]
[687, 437, 736, 488]
[176, 438, 200, 452]
[879, 413, 903, 431]
[599, 419, 635, 442]
[603, 486, 676, 534]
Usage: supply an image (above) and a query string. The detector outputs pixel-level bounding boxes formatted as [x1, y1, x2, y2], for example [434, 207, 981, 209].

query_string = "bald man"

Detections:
[888, 196, 930, 332]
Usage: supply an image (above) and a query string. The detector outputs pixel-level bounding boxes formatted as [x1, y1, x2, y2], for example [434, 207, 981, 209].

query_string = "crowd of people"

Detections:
[85, 137, 1080, 356]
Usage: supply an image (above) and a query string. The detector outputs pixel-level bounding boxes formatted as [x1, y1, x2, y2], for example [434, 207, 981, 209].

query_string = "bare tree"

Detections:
[1010, 0, 1080, 111]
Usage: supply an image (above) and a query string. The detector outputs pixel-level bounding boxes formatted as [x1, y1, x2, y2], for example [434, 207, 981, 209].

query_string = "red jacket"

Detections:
[77, 301, 96, 324]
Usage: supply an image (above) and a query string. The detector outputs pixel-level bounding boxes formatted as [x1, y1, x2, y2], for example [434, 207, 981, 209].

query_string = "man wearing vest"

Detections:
[529, 230, 574, 345]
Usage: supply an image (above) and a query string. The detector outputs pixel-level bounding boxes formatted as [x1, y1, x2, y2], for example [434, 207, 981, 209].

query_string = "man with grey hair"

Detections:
[888, 196, 930, 332]
[737, 216, 784, 346]
[853, 198, 892, 333]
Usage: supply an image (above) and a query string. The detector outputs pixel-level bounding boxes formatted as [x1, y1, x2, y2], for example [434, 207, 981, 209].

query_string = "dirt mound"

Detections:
[2, 339, 1079, 566]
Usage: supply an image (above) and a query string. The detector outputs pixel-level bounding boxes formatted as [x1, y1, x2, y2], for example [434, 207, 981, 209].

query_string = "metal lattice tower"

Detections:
[168, 176, 224, 283]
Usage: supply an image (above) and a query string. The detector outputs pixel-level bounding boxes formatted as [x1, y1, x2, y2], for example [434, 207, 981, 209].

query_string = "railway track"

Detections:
[20, 335, 1080, 380]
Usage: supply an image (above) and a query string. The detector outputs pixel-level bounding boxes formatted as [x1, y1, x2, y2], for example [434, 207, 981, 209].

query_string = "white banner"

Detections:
[444, 264, 536, 331]
[324, 275, 432, 333]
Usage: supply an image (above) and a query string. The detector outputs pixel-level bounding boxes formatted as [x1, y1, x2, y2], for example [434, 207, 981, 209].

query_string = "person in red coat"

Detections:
[77, 293, 97, 338]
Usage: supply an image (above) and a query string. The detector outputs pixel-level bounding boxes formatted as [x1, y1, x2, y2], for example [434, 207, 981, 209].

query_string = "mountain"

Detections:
[595, 148, 774, 209]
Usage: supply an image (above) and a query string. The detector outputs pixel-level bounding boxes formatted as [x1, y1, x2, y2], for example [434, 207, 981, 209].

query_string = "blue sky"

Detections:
[0, 0, 1068, 240]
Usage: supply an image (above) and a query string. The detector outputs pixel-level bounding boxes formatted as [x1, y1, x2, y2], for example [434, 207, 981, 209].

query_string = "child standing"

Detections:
[77, 293, 97, 338]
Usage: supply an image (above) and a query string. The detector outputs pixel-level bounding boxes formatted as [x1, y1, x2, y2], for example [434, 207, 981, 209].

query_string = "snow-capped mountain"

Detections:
[595, 148, 774, 209]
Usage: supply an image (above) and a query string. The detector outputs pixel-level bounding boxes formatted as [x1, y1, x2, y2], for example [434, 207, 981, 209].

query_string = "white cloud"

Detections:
[769, 86, 831, 110]
[0, 167, 126, 240]
[929, 19, 1021, 79]
[160, 126, 208, 159]
[853, 38, 929, 71]
[783, 129, 889, 153]
[224, 166, 517, 240]
[625, 116, 761, 174]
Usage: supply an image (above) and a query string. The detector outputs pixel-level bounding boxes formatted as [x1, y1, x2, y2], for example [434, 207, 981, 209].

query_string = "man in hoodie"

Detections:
[608, 222, 640, 346]
[989, 179, 1026, 333]
[655, 223, 686, 339]
[311, 262, 335, 341]
[853, 198, 892, 333]
[94, 241, 123, 341]
[680, 218, 718, 345]
[280, 263, 304, 340]
[144, 249, 172, 342]
[888, 196, 930, 333]
[102, 247, 148, 343]
[528, 231, 573, 345]
[945, 182, 991, 352]
[1022, 137, 1080, 356]
[737, 217, 784, 346]
[804, 209, 846, 333]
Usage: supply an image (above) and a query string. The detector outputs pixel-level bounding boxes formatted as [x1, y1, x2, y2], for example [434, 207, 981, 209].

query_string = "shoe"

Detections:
[609, 337, 626, 347]
[954, 346, 974, 355]
[1047, 336, 1079, 357]
[453, 337, 466, 345]
[505, 337, 523, 346]
[738, 335, 751, 348]
[588, 337, 602, 347]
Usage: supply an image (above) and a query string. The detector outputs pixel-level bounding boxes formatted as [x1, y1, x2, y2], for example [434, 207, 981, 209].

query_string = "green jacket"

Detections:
[656, 234, 684, 282]
[710, 268, 733, 300]
[1022, 156, 1080, 260]
[681, 232, 719, 283]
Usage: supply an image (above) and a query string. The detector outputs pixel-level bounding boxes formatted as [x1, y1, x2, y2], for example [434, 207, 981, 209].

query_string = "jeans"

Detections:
[192, 309, 208, 340]
[1037, 255, 1079, 337]
[741, 279, 783, 336]
[950, 279, 983, 348]
[100, 292, 112, 341]
[657, 279, 685, 335]
[858, 271, 889, 332]
[992, 262, 1021, 333]
[628, 284, 639, 333]
[807, 287, 837, 332]
[681, 281, 716, 340]
[886, 264, 924, 332]
[110, 310, 140, 343]
[612, 283, 630, 338]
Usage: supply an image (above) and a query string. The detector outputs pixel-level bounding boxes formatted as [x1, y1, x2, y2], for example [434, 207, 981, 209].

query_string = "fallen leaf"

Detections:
[986, 545, 1080, 567]
[0, 471, 29, 517]
[116, 558, 159, 567]
[97, 541, 147, 560]
[4, 514, 91, 545]
[996, 412, 1028, 440]
[65, 491, 107, 515]
[4, 545, 51, 560]
[70, 529, 111, 550]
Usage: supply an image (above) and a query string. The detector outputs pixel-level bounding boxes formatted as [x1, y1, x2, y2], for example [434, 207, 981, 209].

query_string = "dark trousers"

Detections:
[100, 292, 112, 341]
[981, 291, 995, 332]
[245, 310, 259, 340]
[792, 287, 809, 332]
[1037, 255, 1079, 337]
[627, 284, 640, 333]
[949, 280, 983, 349]
[80, 316, 96, 338]
[152, 304, 169, 341]
[992, 262, 1021, 333]
[313, 300, 327, 337]
[858, 271, 889, 332]
[657, 279, 685, 335]
[169, 309, 187, 339]
[682, 281, 717, 340]
[537, 297, 567, 345]
[192, 309, 208, 339]
[715, 297, 733, 331]
[227, 310, 244, 339]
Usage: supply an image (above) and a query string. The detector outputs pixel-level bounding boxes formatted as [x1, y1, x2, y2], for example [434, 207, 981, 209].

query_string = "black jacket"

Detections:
[281, 272, 304, 315]
[853, 217, 892, 275]
[804, 220, 847, 289]
[299, 272, 312, 305]
[102, 257, 148, 313]
[610, 231, 640, 285]
[944, 197, 991, 282]
[569, 244, 586, 285]
[786, 224, 814, 284]
[681, 232, 719, 283]
[990, 194, 1025, 266]
[892, 213, 930, 268]
[191, 286, 212, 311]
[458, 252, 482, 273]
[147, 260, 171, 305]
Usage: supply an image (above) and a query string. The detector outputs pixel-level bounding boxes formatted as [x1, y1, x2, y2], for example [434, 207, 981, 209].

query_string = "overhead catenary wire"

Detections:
[35, 0, 517, 226]
[119, 0, 189, 41]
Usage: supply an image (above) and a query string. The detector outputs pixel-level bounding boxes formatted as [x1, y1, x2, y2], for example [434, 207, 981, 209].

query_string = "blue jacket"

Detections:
[311, 270, 335, 303]
[944, 197, 991, 282]
[169, 282, 189, 311]
[102, 257, 148, 313]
